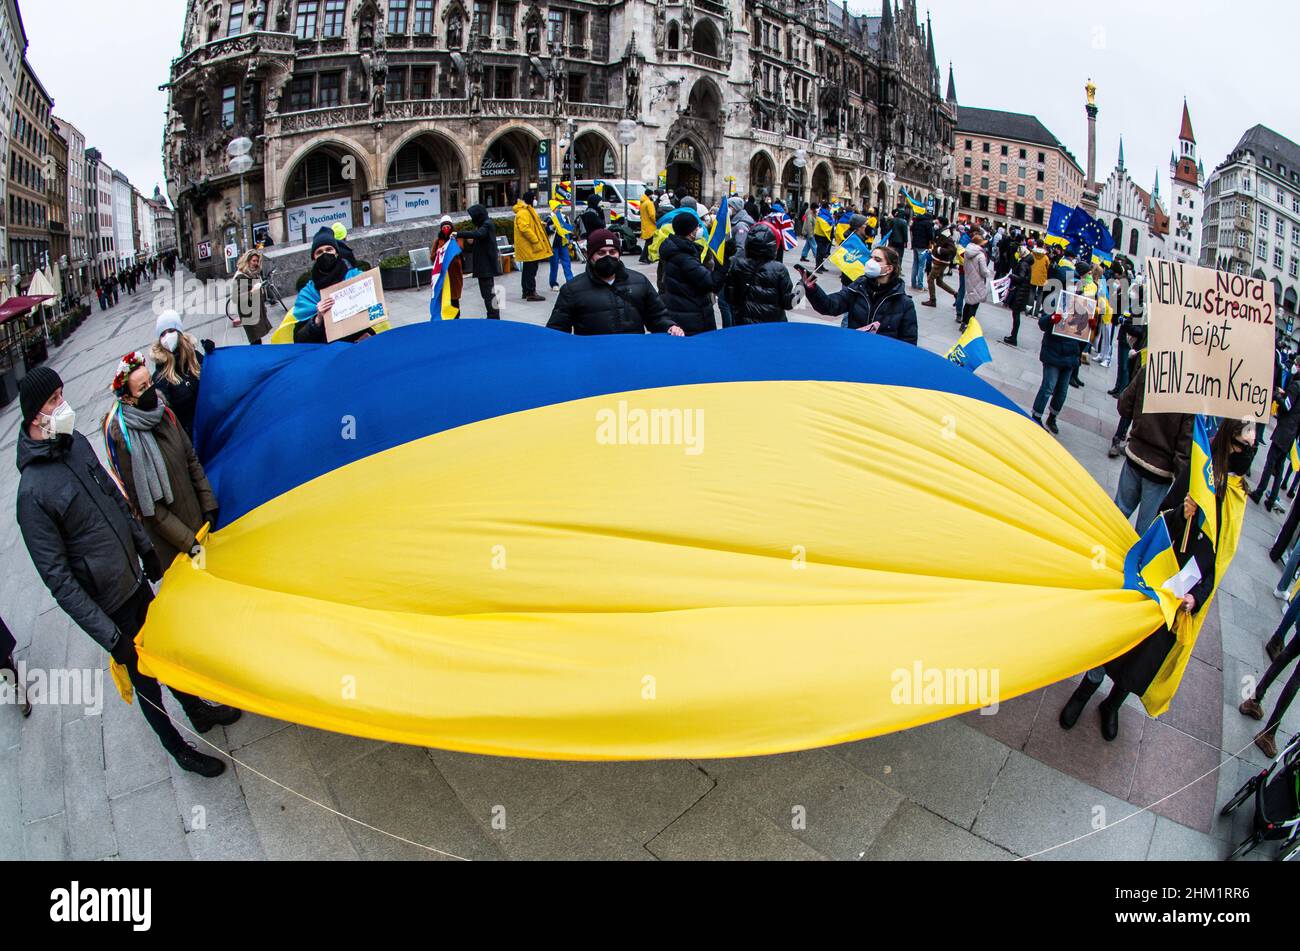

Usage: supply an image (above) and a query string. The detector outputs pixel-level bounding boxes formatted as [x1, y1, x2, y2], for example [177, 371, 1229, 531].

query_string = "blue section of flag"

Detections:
[192, 322, 1026, 525]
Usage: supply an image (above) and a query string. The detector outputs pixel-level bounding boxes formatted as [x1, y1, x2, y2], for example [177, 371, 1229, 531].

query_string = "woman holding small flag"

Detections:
[798, 245, 917, 345]
[1060, 419, 1255, 741]
[429, 216, 464, 319]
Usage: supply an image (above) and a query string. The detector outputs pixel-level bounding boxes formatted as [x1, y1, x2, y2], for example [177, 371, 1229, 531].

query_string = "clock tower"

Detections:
[1169, 99, 1204, 266]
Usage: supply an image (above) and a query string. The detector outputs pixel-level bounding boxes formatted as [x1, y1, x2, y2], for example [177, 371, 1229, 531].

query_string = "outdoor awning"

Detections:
[0, 296, 53, 325]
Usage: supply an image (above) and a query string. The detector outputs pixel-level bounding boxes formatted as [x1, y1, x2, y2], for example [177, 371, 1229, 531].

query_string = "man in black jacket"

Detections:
[887, 207, 910, 256]
[461, 204, 501, 319]
[15, 369, 237, 776]
[657, 214, 725, 335]
[1252, 371, 1300, 510]
[547, 229, 683, 336]
[909, 213, 934, 290]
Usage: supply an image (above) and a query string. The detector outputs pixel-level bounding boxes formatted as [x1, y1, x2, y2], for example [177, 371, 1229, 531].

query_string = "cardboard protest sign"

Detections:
[322, 268, 388, 342]
[1054, 290, 1095, 344]
[1144, 258, 1275, 421]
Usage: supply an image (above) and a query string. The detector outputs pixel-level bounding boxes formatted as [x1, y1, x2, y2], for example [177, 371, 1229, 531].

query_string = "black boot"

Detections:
[172, 744, 226, 777]
[186, 703, 242, 734]
[1059, 676, 1102, 730]
[1046, 415, 1060, 435]
[1266, 636, 1284, 663]
[1098, 687, 1127, 742]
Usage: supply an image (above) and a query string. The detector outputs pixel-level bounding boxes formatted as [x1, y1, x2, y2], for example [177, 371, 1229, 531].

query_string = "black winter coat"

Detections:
[888, 216, 909, 249]
[1037, 311, 1085, 369]
[462, 204, 500, 279]
[724, 226, 795, 325]
[1106, 465, 1217, 696]
[658, 234, 724, 335]
[910, 215, 934, 251]
[807, 275, 918, 344]
[16, 430, 154, 650]
[1008, 254, 1035, 312]
[546, 260, 676, 335]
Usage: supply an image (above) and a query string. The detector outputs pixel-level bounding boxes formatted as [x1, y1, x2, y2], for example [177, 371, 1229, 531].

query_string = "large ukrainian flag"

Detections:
[137, 321, 1165, 760]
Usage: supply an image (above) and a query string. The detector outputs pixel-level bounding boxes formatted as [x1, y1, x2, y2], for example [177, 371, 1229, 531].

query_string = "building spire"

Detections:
[1179, 98, 1195, 144]
[1118, 136, 1125, 171]
[946, 62, 957, 104]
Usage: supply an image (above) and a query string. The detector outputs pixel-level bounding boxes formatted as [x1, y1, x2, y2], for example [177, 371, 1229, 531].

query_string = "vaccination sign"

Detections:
[1143, 258, 1276, 421]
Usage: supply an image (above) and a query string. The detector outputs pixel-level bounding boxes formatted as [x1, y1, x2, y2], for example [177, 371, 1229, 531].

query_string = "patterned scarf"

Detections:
[117, 400, 173, 518]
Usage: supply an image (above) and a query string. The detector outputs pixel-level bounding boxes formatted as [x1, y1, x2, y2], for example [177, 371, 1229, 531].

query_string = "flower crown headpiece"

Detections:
[111, 351, 147, 395]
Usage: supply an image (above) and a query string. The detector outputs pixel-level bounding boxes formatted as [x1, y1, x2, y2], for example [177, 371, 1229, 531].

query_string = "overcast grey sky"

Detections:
[17, 0, 1299, 204]
[874, 0, 1298, 194]
[23, 0, 181, 195]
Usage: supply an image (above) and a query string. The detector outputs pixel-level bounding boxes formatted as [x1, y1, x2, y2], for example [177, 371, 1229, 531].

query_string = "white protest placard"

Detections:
[321, 268, 388, 342]
[1144, 258, 1275, 421]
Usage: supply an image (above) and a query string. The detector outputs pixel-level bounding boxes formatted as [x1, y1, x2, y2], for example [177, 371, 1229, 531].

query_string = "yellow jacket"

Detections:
[640, 193, 657, 240]
[513, 201, 552, 263]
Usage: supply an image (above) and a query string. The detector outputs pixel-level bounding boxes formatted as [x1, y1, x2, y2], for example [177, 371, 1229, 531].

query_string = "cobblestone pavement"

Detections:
[1, 257, 1294, 860]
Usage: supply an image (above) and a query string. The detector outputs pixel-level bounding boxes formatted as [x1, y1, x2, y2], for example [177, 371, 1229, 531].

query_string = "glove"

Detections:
[141, 550, 163, 583]
[188, 542, 204, 560]
[1051, 314, 1063, 325]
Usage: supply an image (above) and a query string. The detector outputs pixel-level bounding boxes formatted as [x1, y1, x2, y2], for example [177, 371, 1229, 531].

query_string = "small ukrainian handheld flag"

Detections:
[1290, 439, 1300, 473]
[901, 188, 927, 217]
[429, 234, 463, 321]
[549, 201, 574, 246]
[946, 317, 992, 372]
[827, 233, 871, 282]
[1188, 415, 1218, 550]
[1123, 512, 1193, 628]
[702, 207, 730, 265]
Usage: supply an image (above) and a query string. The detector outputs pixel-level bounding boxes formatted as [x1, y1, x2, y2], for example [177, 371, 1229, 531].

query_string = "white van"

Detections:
[573, 180, 651, 229]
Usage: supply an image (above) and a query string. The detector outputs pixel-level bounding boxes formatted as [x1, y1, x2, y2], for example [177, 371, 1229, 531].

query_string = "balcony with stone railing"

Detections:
[170, 31, 296, 81]
[269, 96, 624, 131]
[697, 0, 729, 15]
[274, 103, 372, 134]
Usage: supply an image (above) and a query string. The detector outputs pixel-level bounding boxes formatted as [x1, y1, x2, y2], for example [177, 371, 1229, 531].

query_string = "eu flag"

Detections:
[1045, 202, 1075, 247]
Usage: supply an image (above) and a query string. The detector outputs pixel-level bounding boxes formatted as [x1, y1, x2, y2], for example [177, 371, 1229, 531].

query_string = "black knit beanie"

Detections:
[19, 366, 62, 427]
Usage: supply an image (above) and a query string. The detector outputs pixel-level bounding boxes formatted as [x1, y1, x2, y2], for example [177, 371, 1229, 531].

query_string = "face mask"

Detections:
[312, 252, 347, 289]
[863, 259, 883, 280]
[593, 256, 618, 279]
[135, 386, 159, 413]
[440, 226, 452, 238]
[161, 330, 179, 353]
[41, 400, 76, 439]
[1228, 446, 1256, 476]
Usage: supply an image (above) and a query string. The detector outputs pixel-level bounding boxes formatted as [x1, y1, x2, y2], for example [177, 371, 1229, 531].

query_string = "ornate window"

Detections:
[228, 1, 245, 35]
[547, 9, 563, 44]
[389, 0, 409, 34]
[497, 2, 516, 37]
[323, 0, 347, 37]
[294, 1, 319, 39]
[414, 0, 435, 33]
[318, 71, 342, 106]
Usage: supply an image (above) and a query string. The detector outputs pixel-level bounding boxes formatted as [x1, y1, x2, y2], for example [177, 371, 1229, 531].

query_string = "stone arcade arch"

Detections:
[383, 129, 469, 219]
[479, 125, 544, 208]
[749, 150, 776, 199]
[280, 140, 371, 244]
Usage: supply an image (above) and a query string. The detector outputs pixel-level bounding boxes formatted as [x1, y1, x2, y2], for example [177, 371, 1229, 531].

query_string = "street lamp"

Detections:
[793, 148, 807, 210]
[226, 137, 254, 254]
[617, 118, 637, 223]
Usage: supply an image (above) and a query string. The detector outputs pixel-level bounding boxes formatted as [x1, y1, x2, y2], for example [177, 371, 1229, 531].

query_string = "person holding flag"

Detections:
[1060, 420, 1254, 741]
[428, 216, 464, 320]
[656, 215, 725, 335]
[798, 245, 917, 345]
[547, 199, 577, 291]
[813, 201, 835, 268]
[639, 188, 659, 263]
[512, 191, 552, 303]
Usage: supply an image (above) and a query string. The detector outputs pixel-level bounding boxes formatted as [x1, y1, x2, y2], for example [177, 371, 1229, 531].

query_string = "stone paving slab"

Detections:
[864, 800, 1016, 862]
[644, 781, 828, 861]
[973, 751, 1158, 862]
[110, 779, 190, 862]
[697, 748, 905, 860]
